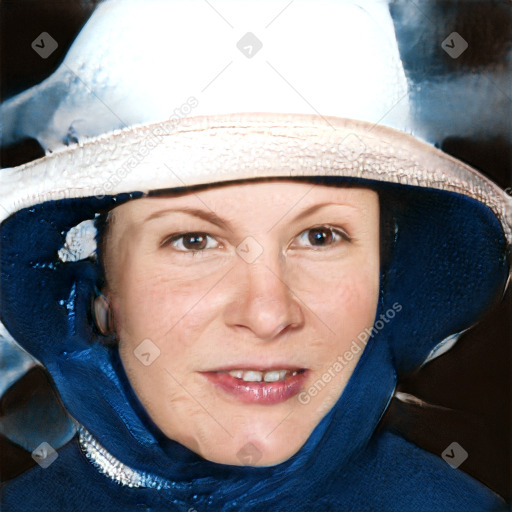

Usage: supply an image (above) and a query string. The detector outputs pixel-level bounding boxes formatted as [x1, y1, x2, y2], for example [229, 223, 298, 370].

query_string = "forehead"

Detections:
[111, 179, 378, 221]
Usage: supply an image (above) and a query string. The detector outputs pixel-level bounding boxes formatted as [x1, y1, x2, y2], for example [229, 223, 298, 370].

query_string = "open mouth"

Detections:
[201, 368, 309, 404]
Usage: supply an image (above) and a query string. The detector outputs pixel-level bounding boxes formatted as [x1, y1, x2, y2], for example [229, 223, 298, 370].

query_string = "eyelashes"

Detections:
[160, 225, 351, 256]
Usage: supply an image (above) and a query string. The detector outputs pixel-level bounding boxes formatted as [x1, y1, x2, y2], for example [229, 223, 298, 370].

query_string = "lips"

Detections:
[201, 367, 308, 404]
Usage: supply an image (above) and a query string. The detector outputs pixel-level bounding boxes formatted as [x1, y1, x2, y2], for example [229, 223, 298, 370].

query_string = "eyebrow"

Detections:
[291, 202, 356, 223]
[143, 202, 356, 230]
[144, 207, 231, 230]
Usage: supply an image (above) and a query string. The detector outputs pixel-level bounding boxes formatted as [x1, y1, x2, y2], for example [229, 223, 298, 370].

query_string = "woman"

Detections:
[1, 0, 510, 510]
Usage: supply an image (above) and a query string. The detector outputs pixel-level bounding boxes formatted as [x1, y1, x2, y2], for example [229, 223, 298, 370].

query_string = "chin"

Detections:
[202, 437, 304, 467]
[206, 420, 309, 467]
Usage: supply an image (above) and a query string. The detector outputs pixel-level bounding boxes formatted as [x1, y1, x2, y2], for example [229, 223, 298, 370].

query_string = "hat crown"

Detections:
[3, 0, 411, 151]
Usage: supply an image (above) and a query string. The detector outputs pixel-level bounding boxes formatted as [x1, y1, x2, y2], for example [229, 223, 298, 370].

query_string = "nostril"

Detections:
[266, 322, 294, 340]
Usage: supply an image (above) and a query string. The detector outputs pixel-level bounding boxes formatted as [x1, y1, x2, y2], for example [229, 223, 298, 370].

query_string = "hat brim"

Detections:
[1, 112, 511, 247]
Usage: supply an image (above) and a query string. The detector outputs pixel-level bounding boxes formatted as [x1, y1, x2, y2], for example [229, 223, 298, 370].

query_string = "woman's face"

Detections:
[103, 180, 380, 466]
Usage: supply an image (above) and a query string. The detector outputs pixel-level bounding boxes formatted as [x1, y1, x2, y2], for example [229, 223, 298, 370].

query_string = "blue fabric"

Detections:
[0, 180, 509, 510]
[1, 429, 506, 511]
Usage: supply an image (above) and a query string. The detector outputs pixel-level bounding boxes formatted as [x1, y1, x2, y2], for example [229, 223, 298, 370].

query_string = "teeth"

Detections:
[226, 369, 302, 382]
[263, 371, 281, 382]
[242, 370, 263, 382]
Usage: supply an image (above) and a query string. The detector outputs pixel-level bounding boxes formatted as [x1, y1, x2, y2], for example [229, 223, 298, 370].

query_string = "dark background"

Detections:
[1, 0, 511, 502]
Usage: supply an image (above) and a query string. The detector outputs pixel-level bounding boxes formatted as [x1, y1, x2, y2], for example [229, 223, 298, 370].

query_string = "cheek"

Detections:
[112, 255, 215, 348]
[309, 262, 379, 342]
[111, 253, 173, 340]
[337, 274, 378, 329]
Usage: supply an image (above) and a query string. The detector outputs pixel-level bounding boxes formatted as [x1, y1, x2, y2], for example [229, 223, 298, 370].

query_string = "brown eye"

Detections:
[162, 232, 218, 253]
[182, 233, 208, 250]
[308, 227, 334, 246]
[296, 226, 350, 249]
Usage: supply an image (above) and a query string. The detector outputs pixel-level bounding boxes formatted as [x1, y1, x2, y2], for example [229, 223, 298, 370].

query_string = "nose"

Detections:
[224, 255, 305, 341]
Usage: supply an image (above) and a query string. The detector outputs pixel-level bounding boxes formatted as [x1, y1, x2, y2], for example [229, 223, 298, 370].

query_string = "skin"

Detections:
[101, 179, 380, 466]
